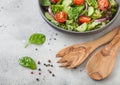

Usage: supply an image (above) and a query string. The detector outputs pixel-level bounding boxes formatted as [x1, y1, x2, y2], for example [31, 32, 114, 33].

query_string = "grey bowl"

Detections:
[39, 0, 120, 34]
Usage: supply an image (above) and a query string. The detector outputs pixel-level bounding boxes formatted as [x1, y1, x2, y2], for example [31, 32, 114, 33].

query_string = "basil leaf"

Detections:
[25, 33, 46, 48]
[41, 0, 51, 6]
[68, 5, 84, 20]
[19, 56, 37, 70]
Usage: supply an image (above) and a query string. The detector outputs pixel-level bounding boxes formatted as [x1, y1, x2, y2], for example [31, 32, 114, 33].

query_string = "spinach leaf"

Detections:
[25, 33, 46, 48]
[41, 0, 51, 6]
[19, 56, 37, 70]
[68, 5, 84, 20]
[51, 5, 64, 14]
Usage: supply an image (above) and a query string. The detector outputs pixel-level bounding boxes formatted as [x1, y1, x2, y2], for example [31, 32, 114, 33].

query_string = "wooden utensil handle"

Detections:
[89, 26, 120, 49]
[101, 28, 120, 56]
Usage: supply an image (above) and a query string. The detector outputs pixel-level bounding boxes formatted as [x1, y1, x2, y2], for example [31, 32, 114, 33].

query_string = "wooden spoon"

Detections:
[56, 26, 120, 69]
[86, 28, 120, 80]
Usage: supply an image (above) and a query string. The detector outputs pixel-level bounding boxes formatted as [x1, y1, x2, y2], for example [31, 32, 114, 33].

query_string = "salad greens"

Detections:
[25, 33, 46, 48]
[41, 0, 51, 6]
[51, 5, 64, 14]
[68, 5, 85, 20]
[86, 0, 98, 8]
[41, 0, 118, 32]
[19, 56, 37, 70]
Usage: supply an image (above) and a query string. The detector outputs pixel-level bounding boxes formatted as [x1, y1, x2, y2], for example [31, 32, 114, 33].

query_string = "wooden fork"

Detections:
[56, 26, 120, 69]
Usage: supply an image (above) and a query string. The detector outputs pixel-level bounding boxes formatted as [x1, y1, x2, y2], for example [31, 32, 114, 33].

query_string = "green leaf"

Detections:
[68, 5, 85, 20]
[19, 56, 37, 70]
[57, 0, 64, 5]
[85, 0, 98, 8]
[51, 5, 64, 14]
[25, 33, 46, 48]
[41, 0, 51, 6]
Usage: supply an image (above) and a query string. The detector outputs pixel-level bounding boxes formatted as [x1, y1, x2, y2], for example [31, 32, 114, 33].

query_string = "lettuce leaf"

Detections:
[68, 5, 85, 20]
[41, 0, 51, 6]
[51, 5, 64, 14]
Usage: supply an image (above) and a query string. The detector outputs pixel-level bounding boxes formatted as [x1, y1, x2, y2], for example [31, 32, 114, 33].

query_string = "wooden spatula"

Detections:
[56, 26, 120, 69]
[86, 27, 120, 80]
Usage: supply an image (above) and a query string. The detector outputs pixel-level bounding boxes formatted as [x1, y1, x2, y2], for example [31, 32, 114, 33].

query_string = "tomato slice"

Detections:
[79, 16, 91, 23]
[55, 12, 67, 23]
[74, 0, 85, 5]
[53, 0, 59, 3]
[98, 0, 109, 11]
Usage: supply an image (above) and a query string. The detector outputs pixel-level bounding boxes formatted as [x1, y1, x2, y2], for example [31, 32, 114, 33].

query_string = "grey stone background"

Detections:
[0, 0, 120, 85]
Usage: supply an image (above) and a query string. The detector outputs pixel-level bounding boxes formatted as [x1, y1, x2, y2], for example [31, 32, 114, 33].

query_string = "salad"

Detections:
[41, 0, 118, 32]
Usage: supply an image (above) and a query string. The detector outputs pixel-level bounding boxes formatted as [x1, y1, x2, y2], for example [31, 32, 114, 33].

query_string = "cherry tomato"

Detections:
[53, 0, 59, 3]
[79, 16, 91, 23]
[98, 0, 109, 11]
[74, 0, 85, 5]
[55, 12, 67, 23]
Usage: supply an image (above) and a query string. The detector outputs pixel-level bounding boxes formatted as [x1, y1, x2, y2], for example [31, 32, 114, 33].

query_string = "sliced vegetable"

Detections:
[87, 21, 101, 30]
[53, 0, 60, 3]
[66, 20, 78, 30]
[88, 6, 94, 16]
[76, 23, 87, 32]
[92, 9, 102, 19]
[55, 11, 68, 23]
[45, 12, 54, 20]
[19, 56, 37, 70]
[48, 6, 54, 17]
[73, 0, 85, 5]
[51, 5, 64, 14]
[63, 6, 71, 13]
[45, 12, 59, 25]
[41, 0, 51, 6]
[98, 0, 109, 11]
[62, 0, 72, 7]
[68, 5, 84, 20]
[79, 16, 91, 23]
[94, 18, 106, 22]
[25, 33, 46, 48]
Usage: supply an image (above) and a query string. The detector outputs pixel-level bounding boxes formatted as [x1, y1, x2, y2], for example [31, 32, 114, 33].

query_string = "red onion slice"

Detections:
[94, 18, 107, 22]
[48, 6, 54, 17]
[80, 3, 88, 16]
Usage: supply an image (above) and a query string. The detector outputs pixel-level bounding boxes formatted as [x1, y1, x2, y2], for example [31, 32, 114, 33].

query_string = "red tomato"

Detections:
[98, 0, 109, 11]
[74, 0, 85, 5]
[53, 0, 59, 3]
[55, 12, 67, 23]
[79, 16, 91, 23]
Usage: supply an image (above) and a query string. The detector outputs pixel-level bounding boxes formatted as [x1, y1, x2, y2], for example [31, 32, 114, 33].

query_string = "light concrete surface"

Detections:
[0, 0, 120, 85]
